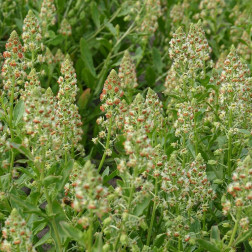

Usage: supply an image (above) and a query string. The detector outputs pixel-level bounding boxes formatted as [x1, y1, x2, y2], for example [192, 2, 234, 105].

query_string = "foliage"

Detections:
[0, 0, 251, 251]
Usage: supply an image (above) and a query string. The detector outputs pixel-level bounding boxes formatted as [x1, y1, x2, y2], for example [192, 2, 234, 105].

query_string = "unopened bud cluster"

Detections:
[59, 19, 72, 36]
[162, 153, 215, 239]
[56, 57, 84, 154]
[118, 51, 138, 90]
[169, 21, 212, 79]
[95, 69, 125, 151]
[194, 0, 225, 25]
[217, 46, 251, 128]
[22, 10, 43, 55]
[71, 161, 109, 225]
[125, 0, 162, 39]
[170, 0, 189, 26]
[1, 209, 35, 251]
[1, 31, 26, 98]
[39, 0, 56, 36]
[222, 155, 252, 219]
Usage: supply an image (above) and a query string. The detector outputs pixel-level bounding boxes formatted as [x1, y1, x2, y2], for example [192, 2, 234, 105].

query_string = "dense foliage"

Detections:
[0, 0, 251, 251]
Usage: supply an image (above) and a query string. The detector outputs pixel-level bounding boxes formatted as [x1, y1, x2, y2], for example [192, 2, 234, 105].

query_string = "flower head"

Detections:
[22, 10, 43, 54]
[71, 161, 109, 220]
[1, 209, 35, 251]
[1, 31, 26, 98]
[59, 19, 72, 36]
[118, 51, 138, 89]
[40, 0, 56, 36]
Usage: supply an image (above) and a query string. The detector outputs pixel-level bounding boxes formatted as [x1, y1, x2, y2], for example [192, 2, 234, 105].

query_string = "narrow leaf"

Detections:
[196, 239, 220, 252]
[80, 38, 96, 77]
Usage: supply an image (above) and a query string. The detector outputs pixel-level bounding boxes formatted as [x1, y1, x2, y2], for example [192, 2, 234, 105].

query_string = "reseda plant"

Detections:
[0, 0, 251, 251]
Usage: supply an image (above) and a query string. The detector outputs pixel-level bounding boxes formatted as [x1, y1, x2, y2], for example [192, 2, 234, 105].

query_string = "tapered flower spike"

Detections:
[218, 45, 251, 125]
[163, 64, 181, 96]
[44, 47, 54, 65]
[40, 0, 56, 36]
[100, 69, 124, 118]
[71, 161, 109, 221]
[59, 18, 72, 36]
[223, 155, 252, 221]
[118, 50, 138, 89]
[1, 209, 35, 252]
[237, 31, 251, 61]
[169, 26, 187, 64]
[1, 30, 26, 98]
[56, 58, 84, 155]
[22, 10, 43, 54]
[54, 49, 65, 63]
[57, 58, 78, 102]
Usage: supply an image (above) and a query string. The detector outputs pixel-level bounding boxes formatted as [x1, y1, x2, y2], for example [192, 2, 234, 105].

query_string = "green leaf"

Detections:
[153, 233, 166, 248]
[55, 160, 74, 194]
[43, 176, 62, 187]
[237, 129, 250, 135]
[80, 38, 96, 77]
[91, 2, 100, 28]
[60, 221, 86, 247]
[152, 48, 163, 74]
[133, 196, 151, 216]
[103, 170, 118, 185]
[47, 34, 64, 46]
[210, 226, 220, 242]
[34, 231, 51, 248]
[0, 174, 11, 190]
[235, 230, 252, 246]
[10, 194, 47, 218]
[10, 142, 34, 161]
[196, 239, 220, 252]
[13, 100, 24, 125]
[105, 22, 117, 37]
[102, 167, 110, 178]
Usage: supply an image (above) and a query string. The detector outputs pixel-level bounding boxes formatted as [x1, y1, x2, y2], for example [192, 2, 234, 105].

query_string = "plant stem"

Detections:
[87, 213, 93, 252]
[128, 167, 138, 211]
[182, 134, 186, 169]
[97, 117, 112, 173]
[86, 7, 122, 42]
[203, 211, 206, 231]
[44, 188, 62, 251]
[227, 109, 233, 178]
[8, 76, 15, 184]
[228, 207, 241, 247]
[41, 149, 62, 251]
[194, 117, 198, 155]
[94, 22, 135, 96]
[178, 236, 181, 251]
[64, 125, 68, 166]
[147, 177, 158, 246]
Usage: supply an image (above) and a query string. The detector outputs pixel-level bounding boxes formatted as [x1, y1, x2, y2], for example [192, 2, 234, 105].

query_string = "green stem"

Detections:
[194, 114, 198, 155]
[128, 168, 137, 211]
[44, 189, 62, 251]
[178, 236, 181, 251]
[203, 211, 206, 231]
[64, 125, 68, 166]
[147, 177, 158, 246]
[97, 117, 112, 173]
[182, 134, 186, 169]
[8, 76, 15, 184]
[227, 109, 233, 178]
[228, 207, 242, 247]
[94, 22, 135, 96]
[41, 149, 62, 251]
[87, 213, 93, 252]
[86, 7, 122, 42]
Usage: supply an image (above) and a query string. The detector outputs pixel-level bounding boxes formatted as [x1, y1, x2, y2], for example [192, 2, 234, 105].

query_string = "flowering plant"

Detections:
[0, 0, 251, 251]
